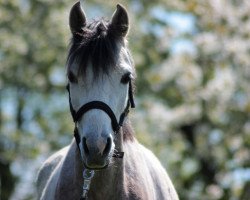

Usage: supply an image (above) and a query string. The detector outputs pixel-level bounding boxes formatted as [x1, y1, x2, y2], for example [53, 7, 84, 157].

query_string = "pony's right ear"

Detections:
[69, 1, 86, 34]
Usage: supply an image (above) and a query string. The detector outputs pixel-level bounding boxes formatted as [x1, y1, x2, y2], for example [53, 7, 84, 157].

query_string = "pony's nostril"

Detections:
[83, 137, 89, 155]
[103, 137, 112, 156]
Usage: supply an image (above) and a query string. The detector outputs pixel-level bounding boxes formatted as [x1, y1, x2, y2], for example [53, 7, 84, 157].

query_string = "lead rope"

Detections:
[80, 169, 95, 200]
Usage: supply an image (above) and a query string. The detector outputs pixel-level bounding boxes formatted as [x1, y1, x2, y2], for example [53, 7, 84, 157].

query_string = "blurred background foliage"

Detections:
[0, 0, 250, 199]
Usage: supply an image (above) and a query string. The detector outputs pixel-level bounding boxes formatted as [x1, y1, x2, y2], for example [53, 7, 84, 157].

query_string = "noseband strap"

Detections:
[73, 101, 120, 132]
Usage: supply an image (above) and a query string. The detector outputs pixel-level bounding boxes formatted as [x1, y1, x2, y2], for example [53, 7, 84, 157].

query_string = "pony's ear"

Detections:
[110, 4, 129, 37]
[69, 1, 86, 34]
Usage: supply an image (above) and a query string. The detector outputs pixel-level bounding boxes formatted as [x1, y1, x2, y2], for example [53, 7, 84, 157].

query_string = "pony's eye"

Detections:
[68, 71, 78, 83]
[121, 72, 132, 84]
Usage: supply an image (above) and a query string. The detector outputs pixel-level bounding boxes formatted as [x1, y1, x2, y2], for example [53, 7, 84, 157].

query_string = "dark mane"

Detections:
[67, 19, 123, 77]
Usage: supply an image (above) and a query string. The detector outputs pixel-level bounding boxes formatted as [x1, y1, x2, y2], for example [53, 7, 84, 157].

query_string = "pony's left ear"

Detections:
[109, 4, 129, 37]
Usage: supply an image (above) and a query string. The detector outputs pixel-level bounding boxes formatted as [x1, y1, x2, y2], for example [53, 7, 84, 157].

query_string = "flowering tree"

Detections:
[0, 0, 249, 199]
[130, 0, 250, 199]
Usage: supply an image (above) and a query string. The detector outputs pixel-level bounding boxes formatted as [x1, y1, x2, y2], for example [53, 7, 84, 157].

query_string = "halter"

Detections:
[67, 80, 135, 149]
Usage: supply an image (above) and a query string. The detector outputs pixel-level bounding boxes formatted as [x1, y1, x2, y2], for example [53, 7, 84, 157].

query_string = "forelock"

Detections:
[67, 19, 125, 79]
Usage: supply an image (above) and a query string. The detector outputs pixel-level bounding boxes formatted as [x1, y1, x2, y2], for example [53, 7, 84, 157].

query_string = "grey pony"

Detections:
[36, 1, 179, 200]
